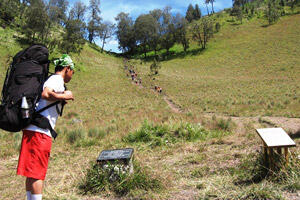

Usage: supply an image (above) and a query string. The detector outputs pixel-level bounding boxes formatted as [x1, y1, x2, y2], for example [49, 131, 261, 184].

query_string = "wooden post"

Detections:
[284, 147, 289, 166]
[263, 142, 268, 167]
[276, 147, 282, 155]
[269, 148, 274, 171]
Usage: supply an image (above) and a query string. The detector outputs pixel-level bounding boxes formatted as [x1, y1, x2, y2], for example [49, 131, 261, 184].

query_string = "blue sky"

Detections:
[69, 0, 233, 53]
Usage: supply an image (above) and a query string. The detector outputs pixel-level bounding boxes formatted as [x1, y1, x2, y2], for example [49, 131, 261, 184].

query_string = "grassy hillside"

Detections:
[0, 13, 299, 200]
[137, 13, 300, 117]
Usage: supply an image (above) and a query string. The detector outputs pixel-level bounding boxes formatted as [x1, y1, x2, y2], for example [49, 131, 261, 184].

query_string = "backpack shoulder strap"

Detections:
[37, 101, 61, 114]
[31, 113, 58, 139]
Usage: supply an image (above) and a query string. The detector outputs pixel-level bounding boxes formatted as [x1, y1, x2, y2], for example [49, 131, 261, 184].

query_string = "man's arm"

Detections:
[41, 87, 74, 101]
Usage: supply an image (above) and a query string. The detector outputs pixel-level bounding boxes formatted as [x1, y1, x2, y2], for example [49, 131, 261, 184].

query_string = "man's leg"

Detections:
[26, 177, 43, 200]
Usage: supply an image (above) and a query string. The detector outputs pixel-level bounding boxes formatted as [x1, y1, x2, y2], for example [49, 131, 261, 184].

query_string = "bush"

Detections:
[123, 121, 171, 147]
[66, 129, 86, 144]
[173, 123, 208, 141]
[123, 121, 232, 146]
[88, 128, 107, 139]
[215, 22, 221, 32]
[234, 152, 300, 192]
[79, 161, 162, 196]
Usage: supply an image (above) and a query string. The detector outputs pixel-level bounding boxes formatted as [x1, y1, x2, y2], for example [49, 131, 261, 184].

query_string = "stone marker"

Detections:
[97, 148, 134, 174]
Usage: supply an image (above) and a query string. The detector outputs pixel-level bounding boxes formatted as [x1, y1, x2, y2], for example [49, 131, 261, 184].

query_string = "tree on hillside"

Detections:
[175, 14, 190, 52]
[115, 12, 136, 53]
[150, 58, 161, 75]
[134, 14, 158, 58]
[264, 0, 281, 25]
[149, 9, 163, 55]
[205, 0, 210, 15]
[185, 4, 195, 23]
[150, 9, 163, 21]
[194, 4, 202, 20]
[0, 0, 20, 25]
[60, 18, 86, 53]
[290, 0, 300, 12]
[160, 6, 176, 55]
[98, 21, 115, 53]
[23, 0, 51, 43]
[231, 4, 243, 23]
[69, 1, 87, 21]
[192, 17, 213, 49]
[279, 0, 285, 6]
[87, 0, 101, 43]
[210, 0, 216, 14]
[48, 0, 69, 25]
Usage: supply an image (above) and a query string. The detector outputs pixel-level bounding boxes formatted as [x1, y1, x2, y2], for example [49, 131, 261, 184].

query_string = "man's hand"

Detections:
[64, 90, 74, 100]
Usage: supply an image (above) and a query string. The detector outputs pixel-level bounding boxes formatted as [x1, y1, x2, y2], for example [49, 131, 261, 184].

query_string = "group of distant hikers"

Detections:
[123, 59, 163, 94]
[0, 45, 75, 200]
[128, 68, 142, 85]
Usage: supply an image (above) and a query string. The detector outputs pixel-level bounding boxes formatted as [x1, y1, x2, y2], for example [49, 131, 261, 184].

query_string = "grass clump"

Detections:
[123, 120, 172, 147]
[88, 128, 107, 139]
[65, 129, 86, 145]
[173, 123, 208, 141]
[79, 161, 162, 196]
[123, 121, 232, 146]
[232, 152, 300, 198]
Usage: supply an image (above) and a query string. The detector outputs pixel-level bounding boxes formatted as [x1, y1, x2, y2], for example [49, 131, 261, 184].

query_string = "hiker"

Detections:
[17, 54, 75, 200]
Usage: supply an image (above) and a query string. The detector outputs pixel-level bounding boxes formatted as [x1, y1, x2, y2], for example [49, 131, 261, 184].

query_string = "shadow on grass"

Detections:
[290, 129, 300, 139]
[15, 36, 33, 48]
[261, 24, 272, 28]
[139, 47, 206, 62]
[233, 153, 271, 186]
[88, 43, 102, 53]
[230, 22, 242, 26]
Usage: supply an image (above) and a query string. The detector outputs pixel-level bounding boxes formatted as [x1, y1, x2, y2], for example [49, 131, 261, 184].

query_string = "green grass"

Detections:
[0, 11, 299, 200]
[136, 13, 300, 117]
[79, 161, 162, 196]
[123, 121, 231, 147]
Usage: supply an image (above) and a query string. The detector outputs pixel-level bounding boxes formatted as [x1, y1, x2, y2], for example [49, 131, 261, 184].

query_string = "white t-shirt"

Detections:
[25, 75, 65, 137]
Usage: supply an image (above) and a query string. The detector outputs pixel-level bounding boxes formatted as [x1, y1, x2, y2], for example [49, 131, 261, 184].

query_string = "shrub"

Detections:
[234, 152, 300, 192]
[66, 129, 86, 144]
[88, 128, 107, 139]
[215, 22, 221, 32]
[216, 118, 233, 131]
[123, 121, 171, 146]
[123, 121, 232, 146]
[79, 161, 162, 196]
[173, 123, 208, 141]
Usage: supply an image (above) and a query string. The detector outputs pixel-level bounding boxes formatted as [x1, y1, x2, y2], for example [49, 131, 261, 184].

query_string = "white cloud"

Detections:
[107, 40, 118, 45]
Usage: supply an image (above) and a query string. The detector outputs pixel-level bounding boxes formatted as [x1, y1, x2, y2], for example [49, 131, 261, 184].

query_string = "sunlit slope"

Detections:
[0, 28, 172, 133]
[146, 14, 300, 117]
[61, 46, 171, 131]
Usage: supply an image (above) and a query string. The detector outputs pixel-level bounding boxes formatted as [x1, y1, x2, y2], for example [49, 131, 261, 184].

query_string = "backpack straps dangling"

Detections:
[31, 113, 58, 139]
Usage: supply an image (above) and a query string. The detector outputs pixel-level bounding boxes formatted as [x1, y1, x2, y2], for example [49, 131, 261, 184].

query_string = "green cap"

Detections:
[54, 54, 75, 70]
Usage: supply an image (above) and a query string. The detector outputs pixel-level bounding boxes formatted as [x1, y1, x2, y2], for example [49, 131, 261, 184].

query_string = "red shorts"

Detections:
[17, 130, 52, 180]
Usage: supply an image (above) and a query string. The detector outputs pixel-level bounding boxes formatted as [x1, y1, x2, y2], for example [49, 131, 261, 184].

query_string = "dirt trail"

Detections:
[123, 62, 300, 135]
[161, 93, 300, 134]
[163, 96, 184, 113]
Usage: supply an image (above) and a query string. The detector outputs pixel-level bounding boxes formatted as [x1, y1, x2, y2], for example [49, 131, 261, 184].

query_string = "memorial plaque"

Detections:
[97, 148, 134, 162]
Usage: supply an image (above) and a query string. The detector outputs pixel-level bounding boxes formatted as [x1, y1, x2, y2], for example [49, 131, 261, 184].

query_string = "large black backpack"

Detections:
[0, 44, 59, 138]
